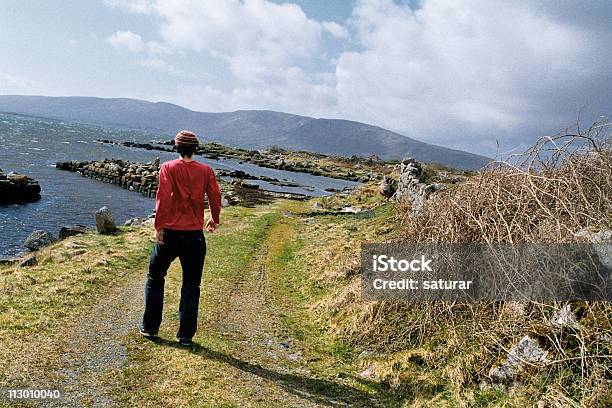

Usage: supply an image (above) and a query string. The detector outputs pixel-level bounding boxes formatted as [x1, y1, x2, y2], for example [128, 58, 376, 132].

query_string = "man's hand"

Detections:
[155, 229, 164, 244]
[205, 218, 218, 232]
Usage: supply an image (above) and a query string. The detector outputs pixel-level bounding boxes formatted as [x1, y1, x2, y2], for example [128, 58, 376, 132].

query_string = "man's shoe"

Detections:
[178, 338, 193, 346]
[139, 327, 158, 339]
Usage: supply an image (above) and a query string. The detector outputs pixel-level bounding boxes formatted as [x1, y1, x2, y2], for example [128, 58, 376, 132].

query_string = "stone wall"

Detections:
[393, 158, 440, 216]
[56, 159, 160, 198]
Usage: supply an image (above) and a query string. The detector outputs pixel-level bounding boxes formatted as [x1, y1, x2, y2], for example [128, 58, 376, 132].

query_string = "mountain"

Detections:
[0, 95, 490, 170]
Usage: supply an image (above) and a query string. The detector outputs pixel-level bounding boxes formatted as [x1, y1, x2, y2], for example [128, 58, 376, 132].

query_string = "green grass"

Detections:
[0, 227, 152, 387]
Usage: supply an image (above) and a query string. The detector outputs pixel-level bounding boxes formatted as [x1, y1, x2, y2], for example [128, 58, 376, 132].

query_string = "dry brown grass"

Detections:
[328, 120, 612, 405]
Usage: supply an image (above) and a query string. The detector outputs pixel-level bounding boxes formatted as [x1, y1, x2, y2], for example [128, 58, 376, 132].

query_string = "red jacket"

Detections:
[154, 159, 222, 231]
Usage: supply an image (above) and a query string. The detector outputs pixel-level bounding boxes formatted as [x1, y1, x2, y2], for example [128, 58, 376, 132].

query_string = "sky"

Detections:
[0, 0, 610, 156]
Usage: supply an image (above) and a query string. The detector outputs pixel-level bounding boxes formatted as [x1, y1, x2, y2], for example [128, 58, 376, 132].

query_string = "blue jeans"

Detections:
[141, 229, 206, 340]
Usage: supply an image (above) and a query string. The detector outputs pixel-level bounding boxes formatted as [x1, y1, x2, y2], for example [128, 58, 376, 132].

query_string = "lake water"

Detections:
[0, 113, 358, 258]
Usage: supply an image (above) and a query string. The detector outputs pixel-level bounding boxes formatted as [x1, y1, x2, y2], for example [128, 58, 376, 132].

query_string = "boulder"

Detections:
[378, 176, 397, 199]
[95, 206, 117, 234]
[489, 336, 548, 382]
[24, 230, 57, 251]
[19, 255, 38, 267]
[0, 171, 41, 204]
[59, 225, 89, 240]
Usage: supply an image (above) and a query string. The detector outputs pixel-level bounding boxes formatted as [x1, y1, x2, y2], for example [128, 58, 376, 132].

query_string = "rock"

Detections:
[221, 197, 230, 207]
[0, 258, 17, 265]
[95, 206, 117, 234]
[576, 228, 612, 268]
[489, 336, 548, 383]
[360, 366, 376, 379]
[124, 218, 139, 226]
[313, 202, 324, 210]
[548, 304, 581, 330]
[242, 181, 260, 189]
[7, 172, 28, 186]
[153, 157, 160, 168]
[24, 230, 57, 251]
[0, 171, 41, 204]
[58, 225, 89, 240]
[378, 176, 397, 199]
[19, 255, 38, 267]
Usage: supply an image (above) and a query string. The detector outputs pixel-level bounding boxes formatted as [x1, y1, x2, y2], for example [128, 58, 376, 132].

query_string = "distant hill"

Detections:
[0, 95, 490, 170]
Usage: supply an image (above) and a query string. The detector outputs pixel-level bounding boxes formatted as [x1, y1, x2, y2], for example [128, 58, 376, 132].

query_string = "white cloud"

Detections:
[151, 0, 324, 84]
[103, 0, 153, 13]
[322, 21, 349, 39]
[107, 30, 146, 53]
[0, 71, 48, 94]
[103, 0, 612, 154]
[137, 57, 180, 74]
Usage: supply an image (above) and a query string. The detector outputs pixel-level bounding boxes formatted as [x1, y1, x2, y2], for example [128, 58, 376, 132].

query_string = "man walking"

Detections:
[140, 130, 222, 346]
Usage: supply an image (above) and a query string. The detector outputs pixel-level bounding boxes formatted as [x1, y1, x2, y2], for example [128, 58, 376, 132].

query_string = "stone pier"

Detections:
[56, 159, 160, 198]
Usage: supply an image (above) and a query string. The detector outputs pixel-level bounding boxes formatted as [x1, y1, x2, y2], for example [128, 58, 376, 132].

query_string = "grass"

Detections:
[3, 121, 608, 406]
[0, 226, 152, 388]
[112, 200, 404, 406]
[312, 124, 612, 406]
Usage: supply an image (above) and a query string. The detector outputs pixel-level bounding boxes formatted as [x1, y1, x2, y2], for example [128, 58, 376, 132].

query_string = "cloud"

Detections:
[103, 0, 612, 155]
[331, 0, 612, 153]
[151, 0, 325, 84]
[322, 21, 350, 39]
[107, 30, 177, 73]
[137, 57, 182, 75]
[103, 0, 153, 13]
[0, 71, 48, 94]
[107, 30, 146, 53]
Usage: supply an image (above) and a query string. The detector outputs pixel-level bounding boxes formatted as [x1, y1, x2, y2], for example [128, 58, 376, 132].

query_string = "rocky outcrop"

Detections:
[216, 169, 303, 188]
[95, 206, 117, 234]
[24, 230, 57, 251]
[393, 158, 442, 216]
[56, 159, 160, 198]
[0, 169, 41, 204]
[97, 139, 381, 182]
[56, 158, 312, 207]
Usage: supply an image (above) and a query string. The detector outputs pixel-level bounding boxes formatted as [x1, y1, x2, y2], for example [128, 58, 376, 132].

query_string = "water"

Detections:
[0, 113, 358, 257]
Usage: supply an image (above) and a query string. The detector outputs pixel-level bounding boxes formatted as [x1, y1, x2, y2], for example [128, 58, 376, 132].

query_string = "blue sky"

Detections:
[1, 0, 610, 156]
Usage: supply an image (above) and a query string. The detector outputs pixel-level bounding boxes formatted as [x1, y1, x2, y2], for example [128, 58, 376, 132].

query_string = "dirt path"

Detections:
[39, 275, 144, 407]
[201, 239, 359, 407]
